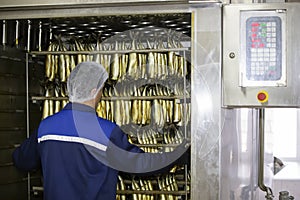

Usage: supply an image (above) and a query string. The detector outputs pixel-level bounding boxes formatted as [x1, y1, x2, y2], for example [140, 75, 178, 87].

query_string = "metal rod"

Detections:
[0, 55, 23, 62]
[38, 21, 42, 51]
[0, 162, 14, 167]
[182, 50, 189, 199]
[0, 144, 20, 150]
[0, 176, 41, 186]
[27, 20, 31, 52]
[258, 108, 274, 199]
[49, 24, 52, 42]
[116, 190, 190, 195]
[135, 143, 180, 148]
[26, 52, 31, 200]
[31, 186, 189, 195]
[30, 186, 190, 195]
[183, 50, 188, 138]
[31, 95, 190, 101]
[29, 47, 189, 55]
[15, 20, 19, 47]
[2, 20, 6, 46]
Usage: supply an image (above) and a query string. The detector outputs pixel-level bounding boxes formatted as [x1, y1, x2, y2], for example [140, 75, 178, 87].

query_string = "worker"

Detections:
[12, 61, 190, 200]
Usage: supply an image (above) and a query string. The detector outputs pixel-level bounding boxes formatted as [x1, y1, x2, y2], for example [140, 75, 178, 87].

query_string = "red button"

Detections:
[257, 90, 269, 103]
[257, 93, 266, 101]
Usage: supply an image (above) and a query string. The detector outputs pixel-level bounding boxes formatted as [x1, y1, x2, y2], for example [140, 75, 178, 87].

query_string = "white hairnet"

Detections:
[67, 61, 108, 102]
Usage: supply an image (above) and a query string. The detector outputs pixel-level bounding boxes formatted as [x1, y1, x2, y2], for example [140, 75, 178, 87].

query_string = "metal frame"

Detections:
[0, 2, 223, 199]
[0, 0, 187, 9]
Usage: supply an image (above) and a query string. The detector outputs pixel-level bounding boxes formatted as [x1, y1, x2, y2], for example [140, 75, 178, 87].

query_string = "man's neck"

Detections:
[80, 99, 96, 109]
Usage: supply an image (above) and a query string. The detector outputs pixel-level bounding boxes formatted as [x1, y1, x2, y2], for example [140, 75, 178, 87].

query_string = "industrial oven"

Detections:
[0, 1, 221, 200]
[0, 0, 299, 200]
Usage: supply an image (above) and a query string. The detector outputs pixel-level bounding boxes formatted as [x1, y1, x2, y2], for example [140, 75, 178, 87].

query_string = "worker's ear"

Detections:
[90, 88, 97, 97]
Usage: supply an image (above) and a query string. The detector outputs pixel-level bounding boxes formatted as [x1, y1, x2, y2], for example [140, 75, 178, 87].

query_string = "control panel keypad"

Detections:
[246, 17, 282, 81]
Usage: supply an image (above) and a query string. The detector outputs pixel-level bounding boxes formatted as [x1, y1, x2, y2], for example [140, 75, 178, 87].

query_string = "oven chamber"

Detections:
[3, 1, 293, 199]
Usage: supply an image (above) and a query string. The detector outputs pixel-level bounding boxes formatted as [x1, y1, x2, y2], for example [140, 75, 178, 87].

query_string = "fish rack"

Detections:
[16, 12, 192, 199]
[28, 45, 191, 199]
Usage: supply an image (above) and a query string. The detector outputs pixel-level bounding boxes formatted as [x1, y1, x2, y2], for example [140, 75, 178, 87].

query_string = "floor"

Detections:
[272, 162, 300, 199]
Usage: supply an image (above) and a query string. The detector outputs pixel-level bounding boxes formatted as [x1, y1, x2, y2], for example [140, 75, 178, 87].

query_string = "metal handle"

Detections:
[258, 108, 274, 200]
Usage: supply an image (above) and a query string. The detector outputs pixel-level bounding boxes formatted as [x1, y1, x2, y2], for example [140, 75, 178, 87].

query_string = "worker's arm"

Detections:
[12, 130, 41, 172]
[109, 125, 144, 154]
[107, 126, 190, 174]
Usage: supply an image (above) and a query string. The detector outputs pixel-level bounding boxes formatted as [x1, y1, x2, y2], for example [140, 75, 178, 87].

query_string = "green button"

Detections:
[269, 66, 275, 70]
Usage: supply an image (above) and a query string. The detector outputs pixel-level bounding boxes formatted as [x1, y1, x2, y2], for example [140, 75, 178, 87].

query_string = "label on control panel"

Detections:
[240, 10, 286, 87]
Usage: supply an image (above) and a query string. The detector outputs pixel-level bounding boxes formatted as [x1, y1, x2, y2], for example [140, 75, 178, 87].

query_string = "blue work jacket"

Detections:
[13, 103, 189, 200]
[13, 103, 143, 200]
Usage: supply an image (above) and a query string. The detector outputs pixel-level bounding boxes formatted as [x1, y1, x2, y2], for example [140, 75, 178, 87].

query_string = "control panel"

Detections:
[247, 17, 281, 81]
[222, 4, 300, 107]
[240, 11, 286, 87]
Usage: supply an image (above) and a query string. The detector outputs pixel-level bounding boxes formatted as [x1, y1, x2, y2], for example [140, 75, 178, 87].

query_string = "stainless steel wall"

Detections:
[191, 4, 222, 200]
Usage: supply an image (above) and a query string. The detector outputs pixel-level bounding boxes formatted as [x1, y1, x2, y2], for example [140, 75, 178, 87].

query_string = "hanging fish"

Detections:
[45, 43, 52, 79]
[157, 178, 167, 200]
[102, 44, 111, 75]
[110, 41, 120, 81]
[54, 85, 61, 114]
[165, 87, 173, 124]
[48, 89, 54, 117]
[58, 43, 66, 82]
[49, 43, 57, 82]
[54, 44, 59, 80]
[141, 85, 148, 125]
[61, 44, 71, 80]
[127, 36, 138, 79]
[137, 87, 142, 125]
[153, 41, 159, 79]
[113, 87, 123, 126]
[173, 84, 182, 124]
[42, 88, 50, 120]
[131, 85, 139, 124]
[118, 176, 126, 200]
[108, 87, 114, 122]
[178, 55, 185, 78]
[136, 39, 145, 80]
[145, 88, 152, 125]
[146, 40, 155, 79]
[118, 41, 126, 81]
[86, 42, 94, 62]
[94, 37, 101, 64]
[75, 39, 85, 63]
[61, 100, 68, 110]
[69, 44, 76, 70]
[165, 175, 173, 200]
[43, 86, 54, 119]
[147, 180, 154, 200]
[151, 88, 164, 129]
[132, 178, 141, 200]
[123, 85, 131, 125]
[116, 183, 121, 200]
[96, 102, 104, 119]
